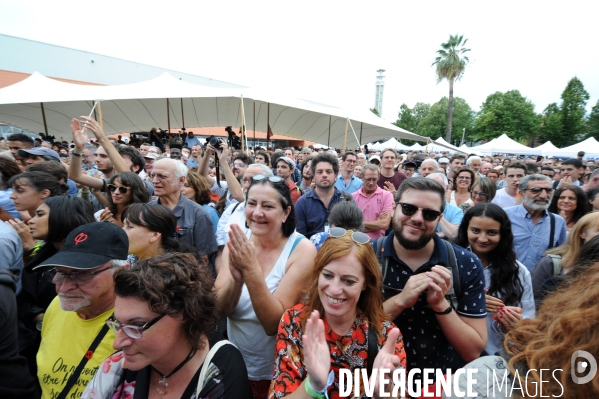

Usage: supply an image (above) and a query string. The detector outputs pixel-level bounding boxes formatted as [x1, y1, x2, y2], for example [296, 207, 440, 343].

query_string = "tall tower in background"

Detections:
[374, 69, 386, 117]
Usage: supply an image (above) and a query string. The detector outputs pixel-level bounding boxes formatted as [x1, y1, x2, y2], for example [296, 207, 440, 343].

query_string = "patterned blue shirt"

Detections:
[504, 204, 567, 271]
[377, 232, 486, 371]
[334, 174, 363, 194]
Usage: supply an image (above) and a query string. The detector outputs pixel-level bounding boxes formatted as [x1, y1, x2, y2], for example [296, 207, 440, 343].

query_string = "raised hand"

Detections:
[301, 310, 331, 391]
[70, 118, 88, 150]
[6, 219, 37, 252]
[371, 328, 403, 398]
[227, 224, 257, 275]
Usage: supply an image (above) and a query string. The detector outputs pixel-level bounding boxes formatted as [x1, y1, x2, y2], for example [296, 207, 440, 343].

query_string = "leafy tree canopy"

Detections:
[560, 76, 589, 142]
[473, 90, 539, 144]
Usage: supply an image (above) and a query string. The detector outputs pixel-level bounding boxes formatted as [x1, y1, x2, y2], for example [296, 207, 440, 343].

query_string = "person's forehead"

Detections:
[244, 166, 264, 178]
[154, 160, 175, 173]
[506, 168, 525, 175]
[451, 158, 463, 163]
[315, 162, 334, 170]
[277, 160, 290, 167]
[526, 179, 552, 188]
[363, 169, 378, 176]
[398, 188, 443, 209]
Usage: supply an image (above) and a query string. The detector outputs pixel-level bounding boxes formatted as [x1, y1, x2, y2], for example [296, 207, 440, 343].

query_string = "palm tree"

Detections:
[432, 34, 470, 143]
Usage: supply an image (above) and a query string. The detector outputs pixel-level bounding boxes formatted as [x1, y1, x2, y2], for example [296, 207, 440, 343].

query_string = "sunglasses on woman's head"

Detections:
[396, 202, 442, 222]
[107, 184, 130, 194]
[328, 227, 371, 244]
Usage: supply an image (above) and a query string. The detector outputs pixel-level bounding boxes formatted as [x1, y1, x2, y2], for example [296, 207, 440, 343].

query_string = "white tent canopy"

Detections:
[469, 134, 538, 155]
[0, 72, 428, 149]
[543, 137, 599, 159]
[533, 141, 561, 157]
[367, 137, 410, 151]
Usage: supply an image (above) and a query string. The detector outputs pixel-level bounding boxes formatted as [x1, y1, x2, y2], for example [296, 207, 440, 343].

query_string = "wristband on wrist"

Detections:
[71, 150, 83, 157]
[305, 371, 334, 399]
[80, 189, 90, 194]
[433, 305, 453, 315]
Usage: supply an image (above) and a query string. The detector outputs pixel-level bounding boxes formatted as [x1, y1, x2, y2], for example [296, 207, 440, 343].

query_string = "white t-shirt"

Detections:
[491, 188, 518, 209]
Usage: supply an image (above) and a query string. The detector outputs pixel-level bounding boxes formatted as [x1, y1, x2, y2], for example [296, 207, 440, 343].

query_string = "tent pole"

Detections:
[327, 116, 331, 147]
[347, 119, 359, 149]
[240, 95, 246, 152]
[40, 103, 49, 136]
[167, 99, 171, 133]
[359, 122, 363, 146]
[181, 98, 185, 128]
[253, 101, 256, 147]
[97, 102, 104, 132]
[267, 103, 270, 149]
[343, 118, 349, 150]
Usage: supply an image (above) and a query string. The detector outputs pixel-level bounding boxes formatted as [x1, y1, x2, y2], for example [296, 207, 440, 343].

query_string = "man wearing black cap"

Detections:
[34, 222, 129, 399]
[401, 161, 417, 178]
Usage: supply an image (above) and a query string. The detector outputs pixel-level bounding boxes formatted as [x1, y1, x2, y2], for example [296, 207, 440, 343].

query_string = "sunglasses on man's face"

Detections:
[396, 202, 442, 222]
[107, 184, 131, 194]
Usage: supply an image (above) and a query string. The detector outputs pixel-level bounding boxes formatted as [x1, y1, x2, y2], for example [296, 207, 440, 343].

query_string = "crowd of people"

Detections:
[1, 120, 599, 399]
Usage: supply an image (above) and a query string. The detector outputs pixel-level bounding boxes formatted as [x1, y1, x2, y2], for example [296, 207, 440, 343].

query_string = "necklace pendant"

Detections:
[156, 378, 169, 395]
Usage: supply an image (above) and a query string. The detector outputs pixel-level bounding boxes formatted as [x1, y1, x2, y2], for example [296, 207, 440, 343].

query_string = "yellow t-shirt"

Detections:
[37, 297, 117, 399]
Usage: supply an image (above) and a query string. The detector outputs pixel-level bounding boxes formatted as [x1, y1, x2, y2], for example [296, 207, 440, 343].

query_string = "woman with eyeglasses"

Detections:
[548, 184, 590, 231]
[269, 231, 406, 399]
[82, 252, 252, 399]
[16, 196, 95, 380]
[447, 168, 475, 208]
[214, 174, 317, 399]
[454, 203, 534, 356]
[94, 172, 150, 227]
[460, 177, 497, 213]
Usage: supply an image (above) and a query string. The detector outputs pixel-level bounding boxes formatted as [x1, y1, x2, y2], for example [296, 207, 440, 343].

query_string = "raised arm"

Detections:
[80, 116, 129, 173]
[68, 118, 104, 189]
[216, 142, 243, 202]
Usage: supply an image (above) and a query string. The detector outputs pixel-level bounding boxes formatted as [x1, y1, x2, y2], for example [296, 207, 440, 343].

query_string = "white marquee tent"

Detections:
[0, 72, 428, 149]
[469, 134, 538, 155]
[542, 137, 599, 159]
[367, 137, 411, 151]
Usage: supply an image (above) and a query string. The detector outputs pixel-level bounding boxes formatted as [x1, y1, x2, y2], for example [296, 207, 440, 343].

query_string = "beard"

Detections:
[523, 196, 550, 211]
[59, 295, 91, 312]
[392, 217, 437, 250]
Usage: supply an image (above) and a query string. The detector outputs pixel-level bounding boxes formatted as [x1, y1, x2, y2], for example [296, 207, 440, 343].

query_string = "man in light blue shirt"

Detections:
[427, 173, 463, 239]
[334, 151, 363, 194]
[505, 174, 567, 271]
[184, 131, 202, 148]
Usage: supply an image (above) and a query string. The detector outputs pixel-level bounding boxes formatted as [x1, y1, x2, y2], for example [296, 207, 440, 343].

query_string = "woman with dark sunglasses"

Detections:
[269, 231, 406, 398]
[214, 174, 317, 399]
[94, 172, 149, 227]
[82, 252, 252, 399]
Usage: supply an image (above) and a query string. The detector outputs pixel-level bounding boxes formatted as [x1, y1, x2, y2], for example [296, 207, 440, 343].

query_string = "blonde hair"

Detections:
[546, 212, 599, 270]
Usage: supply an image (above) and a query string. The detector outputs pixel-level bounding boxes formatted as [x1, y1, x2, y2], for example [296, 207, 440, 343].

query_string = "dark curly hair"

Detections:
[548, 184, 590, 226]
[454, 203, 523, 306]
[8, 171, 68, 197]
[44, 196, 95, 243]
[0, 158, 22, 185]
[113, 252, 217, 351]
[452, 168, 475, 192]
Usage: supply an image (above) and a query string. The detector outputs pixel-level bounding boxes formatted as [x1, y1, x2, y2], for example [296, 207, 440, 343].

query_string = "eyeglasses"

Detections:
[105, 313, 165, 339]
[363, 178, 378, 183]
[43, 266, 112, 285]
[233, 162, 245, 168]
[107, 184, 131, 194]
[251, 174, 284, 184]
[328, 227, 372, 244]
[471, 190, 488, 198]
[457, 176, 471, 180]
[524, 187, 553, 195]
[396, 202, 442, 222]
[149, 172, 171, 180]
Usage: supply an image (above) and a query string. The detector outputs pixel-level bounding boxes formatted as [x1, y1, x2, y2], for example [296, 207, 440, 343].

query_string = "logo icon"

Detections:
[571, 350, 597, 384]
[74, 232, 89, 245]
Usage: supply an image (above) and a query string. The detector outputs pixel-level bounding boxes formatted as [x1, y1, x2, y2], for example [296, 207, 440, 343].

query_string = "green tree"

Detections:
[560, 77, 589, 141]
[588, 100, 599, 140]
[370, 107, 380, 116]
[473, 90, 540, 144]
[432, 34, 470, 143]
[417, 97, 475, 144]
[539, 103, 564, 146]
[395, 104, 417, 132]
